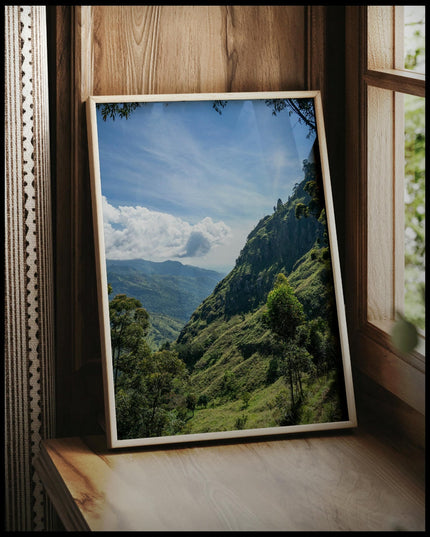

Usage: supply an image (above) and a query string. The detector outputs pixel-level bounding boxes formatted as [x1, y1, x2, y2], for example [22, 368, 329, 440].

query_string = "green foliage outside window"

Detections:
[404, 94, 425, 332]
[403, 8, 425, 333]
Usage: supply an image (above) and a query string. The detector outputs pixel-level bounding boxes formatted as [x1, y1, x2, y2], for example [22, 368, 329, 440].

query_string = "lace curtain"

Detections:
[4, 5, 55, 531]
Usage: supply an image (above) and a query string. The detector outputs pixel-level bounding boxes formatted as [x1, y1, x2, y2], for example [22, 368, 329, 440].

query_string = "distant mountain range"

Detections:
[106, 258, 225, 348]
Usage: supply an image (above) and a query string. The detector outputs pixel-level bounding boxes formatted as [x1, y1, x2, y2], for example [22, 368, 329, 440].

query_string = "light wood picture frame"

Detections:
[86, 91, 357, 449]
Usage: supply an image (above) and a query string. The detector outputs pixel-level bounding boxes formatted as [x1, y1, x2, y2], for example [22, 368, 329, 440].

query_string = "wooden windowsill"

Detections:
[34, 429, 425, 532]
[352, 323, 425, 416]
[368, 318, 425, 367]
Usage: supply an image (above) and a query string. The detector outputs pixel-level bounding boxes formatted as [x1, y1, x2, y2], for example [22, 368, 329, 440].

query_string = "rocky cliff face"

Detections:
[177, 172, 324, 345]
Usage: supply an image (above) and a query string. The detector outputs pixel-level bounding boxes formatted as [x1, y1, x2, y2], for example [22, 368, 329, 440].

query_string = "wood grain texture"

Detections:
[345, 6, 367, 334]
[364, 69, 426, 97]
[89, 5, 306, 96]
[367, 6, 395, 70]
[355, 326, 425, 415]
[34, 449, 90, 531]
[72, 6, 101, 375]
[353, 368, 425, 454]
[307, 6, 326, 99]
[47, 5, 74, 437]
[48, 6, 105, 436]
[367, 85, 395, 322]
[37, 432, 425, 532]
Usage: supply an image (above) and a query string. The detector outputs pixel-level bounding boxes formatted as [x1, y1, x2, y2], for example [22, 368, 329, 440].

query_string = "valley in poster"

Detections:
[89, 92, 356, 446]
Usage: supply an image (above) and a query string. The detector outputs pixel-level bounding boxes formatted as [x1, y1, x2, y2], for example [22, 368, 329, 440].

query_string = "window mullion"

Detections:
[394, 5, 404, 70]
[364, 69, 425, 97]
[367, 85, 395, 325]
[393, 91, 405, 318]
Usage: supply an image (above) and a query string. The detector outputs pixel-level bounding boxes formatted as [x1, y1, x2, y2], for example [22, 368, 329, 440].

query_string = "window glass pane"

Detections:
[404, 6, 425, 74]
[404, 93, 425, 331]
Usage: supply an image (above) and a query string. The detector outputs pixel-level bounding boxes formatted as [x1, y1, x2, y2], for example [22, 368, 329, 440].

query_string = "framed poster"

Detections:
[86, 91, 357, 448]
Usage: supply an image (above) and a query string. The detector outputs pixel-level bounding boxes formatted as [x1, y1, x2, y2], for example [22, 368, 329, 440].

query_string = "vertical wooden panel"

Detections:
[367, 86, 395, 322]
[307, 6, 326, 99]
[71, 6, 101, 374]
[323, 6, 346, 272]
[154, 6, 233, 93]
[90, 6, 161, 95]
[49, 6, 105, 437]
[88, 5, 306, 96]
[345, 6, 367, 334]
[367, 6, 395, 70]
[209, 5, 306, 92]
[394, 92, 405, 315]
[393, 6, 405, 70]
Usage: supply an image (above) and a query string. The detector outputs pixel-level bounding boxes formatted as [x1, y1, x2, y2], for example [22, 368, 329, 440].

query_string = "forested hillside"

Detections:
[176, 168, 324, 344]
[109, 158, 349, 440]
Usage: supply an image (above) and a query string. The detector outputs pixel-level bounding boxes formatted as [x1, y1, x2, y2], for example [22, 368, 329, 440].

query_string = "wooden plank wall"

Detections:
[90, 6, 307, 95]
[47, 6, 349, 438]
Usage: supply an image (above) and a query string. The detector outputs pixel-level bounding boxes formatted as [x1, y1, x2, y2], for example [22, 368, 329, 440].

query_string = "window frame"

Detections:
[345, 6, 425, 416]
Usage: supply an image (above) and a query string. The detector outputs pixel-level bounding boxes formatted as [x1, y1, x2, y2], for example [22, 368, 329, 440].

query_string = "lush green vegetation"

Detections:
[403, 8, 425, 332]
[108, 158, 348, 440]
[404, 93, 425, 331]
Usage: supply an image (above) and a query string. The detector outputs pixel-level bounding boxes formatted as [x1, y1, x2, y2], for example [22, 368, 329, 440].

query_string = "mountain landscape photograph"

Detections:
[94, 94, 351, 442]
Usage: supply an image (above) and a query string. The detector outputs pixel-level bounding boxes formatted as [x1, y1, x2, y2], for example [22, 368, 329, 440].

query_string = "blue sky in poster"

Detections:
[97, 98, 316, 273]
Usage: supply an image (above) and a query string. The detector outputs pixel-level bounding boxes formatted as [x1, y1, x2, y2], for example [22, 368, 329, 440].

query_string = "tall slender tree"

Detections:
[264, 274, 305, 408]
[109, 293, 150, 389]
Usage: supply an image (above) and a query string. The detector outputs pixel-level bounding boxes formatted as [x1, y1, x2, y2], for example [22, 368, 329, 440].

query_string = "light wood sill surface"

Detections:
[35, 429, 425, 532]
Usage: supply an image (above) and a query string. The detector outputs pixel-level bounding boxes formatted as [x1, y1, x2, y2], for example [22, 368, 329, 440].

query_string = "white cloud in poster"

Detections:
[102, 196, 232, 262]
